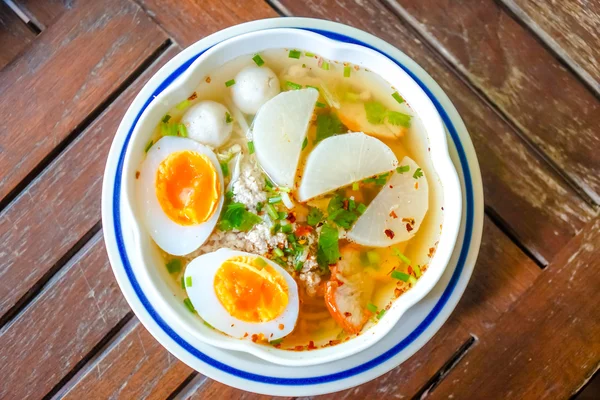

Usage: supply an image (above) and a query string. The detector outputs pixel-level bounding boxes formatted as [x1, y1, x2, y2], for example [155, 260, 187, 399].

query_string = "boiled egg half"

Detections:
[184, 249, 299, 341]
[137, 136, 224, 256]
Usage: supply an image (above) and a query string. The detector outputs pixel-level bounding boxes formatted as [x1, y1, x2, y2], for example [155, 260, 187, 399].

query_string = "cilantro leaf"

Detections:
[316, 113, 345, 143]
[317, 223, 340, 269]
[220, 202, 261, 231]
[331, 210, 357, 229]
[387, 111, 411, 127]
[307, 207, 324, 226]
[413, 168, 424, 179]
[364, 101, 387, 124]
[327, 194, 344, 215]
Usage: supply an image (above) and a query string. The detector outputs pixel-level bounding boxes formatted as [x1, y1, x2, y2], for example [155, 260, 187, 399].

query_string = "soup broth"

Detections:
[140, 48, 443, 350]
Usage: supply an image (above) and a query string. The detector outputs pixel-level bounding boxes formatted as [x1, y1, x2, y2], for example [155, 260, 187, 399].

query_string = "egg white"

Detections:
[137, 136, 224, 256]
[184, 248, 300, 341]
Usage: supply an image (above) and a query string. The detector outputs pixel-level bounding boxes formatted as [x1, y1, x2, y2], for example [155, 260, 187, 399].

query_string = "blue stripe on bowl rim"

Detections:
[111, 28, 474, 385]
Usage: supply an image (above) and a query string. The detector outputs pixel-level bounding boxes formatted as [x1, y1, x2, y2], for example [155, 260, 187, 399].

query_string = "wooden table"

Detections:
[1, 0, 599, 398]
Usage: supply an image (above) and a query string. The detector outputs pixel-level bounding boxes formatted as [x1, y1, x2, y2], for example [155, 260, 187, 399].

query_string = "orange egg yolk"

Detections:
[155, 150, 220, 226]
[213, 256, 288, 323]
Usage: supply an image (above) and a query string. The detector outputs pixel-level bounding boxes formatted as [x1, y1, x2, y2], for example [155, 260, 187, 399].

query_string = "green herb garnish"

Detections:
[225, 112, 233, 124]
[162, 114, 171, 123]
[414, 264, 422, 278]
[248, 141, 255, 154]
[364, 101, 387, 124]
[266, 203, 279, 220]
[367, 251, 380, 265]
[220, 161, 229, 177]
[393, 248, 411, 265]
[352, 182, 359, 191]
[255, 257, 267, 267]
[268, 195, 282, 204]
[177, 123, 188, 137]
[305, 51, 315, 57]
[366, 303, 378, 313]
[144, 140, 154, 153]
[256, 201, 264, 213]
[391, 270, 410, 282]
[203, 321, 214, 329]
[387, 111, 411, 127]
[281, 223, 293, 233]
[343, 65, 351, 78]
[183, 298, 195, 313]
[307, 207, 324, 226]
[315, 112, 345, 143]
[413, 168, 423, 179]
[180, 276, 185, 289]
[219, 202, 262, 231]
[286, 81, 302, 90]
[225, 79, 236, 87]
[396, 165, 410, 174]
[321, 61, 330, 70]
[357, 203, 367, 214]
[176, 99, 190, 110]
[408, 275, 417, 285]
[185, 276, 192, 287]
[270, 338, 284, 345]
[302, 137, 308, 150]
[252, 54, 265, 66]
[315, 101, 326, 108]
[392, 91, 405, 104]
[377, 309, 386, 319]
[273, 248, 284, 257]
[166, 259, 182, 274]
[288, 49, 302, 59]
[295, 261, 304, 272]
[317, 223, 340, 269]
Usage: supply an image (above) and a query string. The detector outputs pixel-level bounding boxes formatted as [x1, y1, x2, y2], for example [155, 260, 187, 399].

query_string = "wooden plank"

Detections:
[0, 1, 36, 69]
[0, 233, 131, 400]
[13, 0, 70, 28]
[501, 0, 600, 94]
[0, 0, 168, 203]
[431, 216, 600, 399]
[138, 0, 278, 47]
[273, 0, 595, 263]
[183, 375, 294, 400]
[60, 318, 193, 400]
[68, 215, 540, 399]
[0, 46, 180, 321]
[385, 0, 600, 204]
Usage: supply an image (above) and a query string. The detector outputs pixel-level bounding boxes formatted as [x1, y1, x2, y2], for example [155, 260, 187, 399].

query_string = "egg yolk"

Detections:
[213, 256, 288, 323]
[155, 150, 220, 225]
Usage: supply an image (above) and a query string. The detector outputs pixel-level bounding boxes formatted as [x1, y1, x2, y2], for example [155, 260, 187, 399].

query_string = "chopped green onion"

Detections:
[352, 182, 359, 191]
[414, 264, 422, 278]
[225, 112, 233, 124]
[220, 161, 229, 177]
[166, 259, 182, 274]
[203, 321, 214, 329]
[248, 141, 255, 154]
[256, 201, 264, 213]
[177, 123, 188, 137]
[366, 303, 378, 313]
[295, 261, 304, 271]
[367, 251, 380, 265]
[321, 61, 330, 70]
[266, 203, 279, 220]
[393, 248, 411, 265]
[278, 186, 292, 193]
[392, 91, 405, 104]
[183, 298, 195, 313]
[305, 51, 315, 57]
[357, 203, 367, 214]
[278, 211, 287, 219]
[265, 177, 274, 191]
[273, 248, 284, 257]
[391, 270, 410, 282]
[268, 195, 282, 204]
[162, 114, 171, 123]
[375, 177, 387, 185]
[408, 275, 417, 285]
[144, 140, 154, 153]
[288, 49, 302, 59]
[348, 199, 356, 212]
[252, 54, 265, 66]
[180, 276, 185, 289]
[225, 190, 234, 199]
[302, 137, 308, 150]
[315, 101, 326, 108]
[413, 168, 424, 179]
[377, 309, 386, 319]
[255, 257, 267, 267]
[287, 233, 297, 243]
[270, 338, 284, 345]
[161, 122, 177, 136]
[185, 276, 192, 287]
[343, 65, 351, 77]
[281, 223, 293, 233]
[396, 165, 410, 174]
[176, 99, 190, 110]
[271, 223, 281, 234]
[286, 81, 302, 90]
[225, 79, 236, 87]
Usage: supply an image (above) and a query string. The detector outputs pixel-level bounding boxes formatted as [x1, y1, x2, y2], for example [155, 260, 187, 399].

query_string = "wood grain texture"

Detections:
[302, 216, 541, 399]
[0, 46, 179, 321]
[0, 233, 130, 400]
[0, 0, 168, 203]
[138, 0, 278, 48]
[501, 0, 600, 94]
[13, 0, 71, 28]
[60, 318, 193, 400]
[386, 0, 600, 204]
[431, 216, 600, 399]
[273, 0, 595, 264]
[0, 1, 36, 70]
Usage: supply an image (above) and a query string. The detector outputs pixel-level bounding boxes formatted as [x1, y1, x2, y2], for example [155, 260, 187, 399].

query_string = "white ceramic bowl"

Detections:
[119, 28, 462, 367]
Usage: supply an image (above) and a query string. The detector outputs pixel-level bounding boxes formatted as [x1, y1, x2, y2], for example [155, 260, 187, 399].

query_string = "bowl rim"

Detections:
[101, 17, 483, 394]
[118, 26, 462, 366]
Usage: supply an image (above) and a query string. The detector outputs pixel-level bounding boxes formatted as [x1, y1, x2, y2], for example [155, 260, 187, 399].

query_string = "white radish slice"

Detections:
[297, 132, 398, 202]
[253, 88, 319, 188]
[347, 156, 428, 247]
